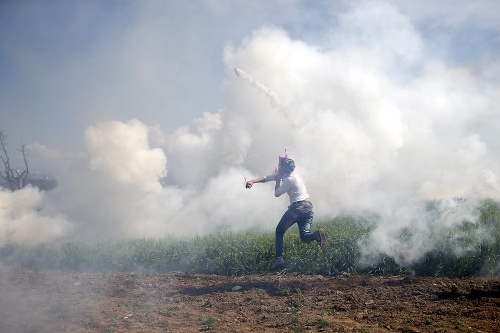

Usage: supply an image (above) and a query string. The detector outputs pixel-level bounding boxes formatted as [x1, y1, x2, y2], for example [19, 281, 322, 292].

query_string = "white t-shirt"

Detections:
[264, 173, 309, 204]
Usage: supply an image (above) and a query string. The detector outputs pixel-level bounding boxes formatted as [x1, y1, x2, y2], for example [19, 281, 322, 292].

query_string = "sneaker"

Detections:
[271, 256, 285, 271]
[314, 228, 328, 253]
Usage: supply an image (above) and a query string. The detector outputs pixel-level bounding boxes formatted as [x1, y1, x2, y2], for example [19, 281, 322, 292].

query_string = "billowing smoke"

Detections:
[1, 2, 499, 268]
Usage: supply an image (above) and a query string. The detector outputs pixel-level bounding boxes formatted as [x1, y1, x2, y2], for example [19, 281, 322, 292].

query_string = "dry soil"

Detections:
[0, 267, 499, 332]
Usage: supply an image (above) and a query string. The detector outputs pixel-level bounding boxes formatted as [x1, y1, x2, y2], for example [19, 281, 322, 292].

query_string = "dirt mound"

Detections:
[0, 267, 498, 332]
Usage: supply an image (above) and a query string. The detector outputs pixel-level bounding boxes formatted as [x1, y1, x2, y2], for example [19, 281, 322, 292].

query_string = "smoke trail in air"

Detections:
[234, 67, 283, 109]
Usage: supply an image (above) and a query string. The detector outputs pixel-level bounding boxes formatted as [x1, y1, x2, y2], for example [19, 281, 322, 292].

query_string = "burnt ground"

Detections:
[0, 267, 499, 333]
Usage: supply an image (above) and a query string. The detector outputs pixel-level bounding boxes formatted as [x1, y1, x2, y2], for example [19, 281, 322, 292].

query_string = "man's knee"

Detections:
[298, 221, 313, 243]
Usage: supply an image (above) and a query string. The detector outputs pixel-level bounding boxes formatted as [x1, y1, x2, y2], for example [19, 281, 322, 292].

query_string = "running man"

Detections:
[245, 156, 327, 270]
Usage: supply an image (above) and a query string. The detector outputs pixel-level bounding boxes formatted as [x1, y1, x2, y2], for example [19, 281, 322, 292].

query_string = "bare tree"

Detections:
[0, 131, 29, 190]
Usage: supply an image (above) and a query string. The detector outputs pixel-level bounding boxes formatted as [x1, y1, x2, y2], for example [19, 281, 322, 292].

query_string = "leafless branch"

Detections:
[0, 131, 30, 190]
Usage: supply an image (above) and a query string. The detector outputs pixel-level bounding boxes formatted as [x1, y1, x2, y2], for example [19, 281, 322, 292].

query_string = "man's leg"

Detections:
[296, 202, 327, 252]
[272, 210, 296, 270]
[275, 209, 297, 258]
[297, 220, 316, 243]
[296, 203, 316, 243]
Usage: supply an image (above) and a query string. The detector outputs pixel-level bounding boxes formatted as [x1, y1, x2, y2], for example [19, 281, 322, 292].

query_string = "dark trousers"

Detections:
[275, 201, 315, 257]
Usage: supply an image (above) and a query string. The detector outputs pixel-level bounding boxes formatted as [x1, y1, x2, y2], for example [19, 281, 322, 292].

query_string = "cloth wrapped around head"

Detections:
[279, 157, 295, 174]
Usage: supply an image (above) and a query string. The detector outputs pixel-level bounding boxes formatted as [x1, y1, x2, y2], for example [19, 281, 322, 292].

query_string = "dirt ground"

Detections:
[0, 267, 499, 333]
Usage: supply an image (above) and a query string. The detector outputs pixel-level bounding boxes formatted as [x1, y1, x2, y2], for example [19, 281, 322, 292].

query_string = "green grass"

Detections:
[317, 318, 331, 329]
[1, 199, 500, 277]
[200, 315, 216, 331]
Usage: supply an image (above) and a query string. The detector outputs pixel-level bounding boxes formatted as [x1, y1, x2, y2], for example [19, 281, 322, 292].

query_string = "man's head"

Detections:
[280, 157, 295, 174]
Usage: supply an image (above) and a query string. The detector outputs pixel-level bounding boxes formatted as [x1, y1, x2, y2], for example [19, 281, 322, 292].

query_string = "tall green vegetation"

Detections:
[1, 200, 499, 277]
[411, 199, 500, 277]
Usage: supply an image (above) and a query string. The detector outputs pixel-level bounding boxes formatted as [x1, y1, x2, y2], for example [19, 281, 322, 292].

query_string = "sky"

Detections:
[1, 0, 500, 267]
[1, 0, 498, 152]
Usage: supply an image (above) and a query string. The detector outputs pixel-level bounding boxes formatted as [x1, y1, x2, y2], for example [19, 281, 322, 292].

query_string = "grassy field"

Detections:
[1, 199, 499, 277]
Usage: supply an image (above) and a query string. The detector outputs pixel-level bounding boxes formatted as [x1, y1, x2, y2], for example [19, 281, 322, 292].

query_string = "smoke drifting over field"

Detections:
[1, 2, 500, 267]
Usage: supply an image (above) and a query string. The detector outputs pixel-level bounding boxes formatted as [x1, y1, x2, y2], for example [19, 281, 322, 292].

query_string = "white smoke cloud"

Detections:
[0, 186, 72, 244]
[0, 1, 499, 272]
[83, 119, 166, 192]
